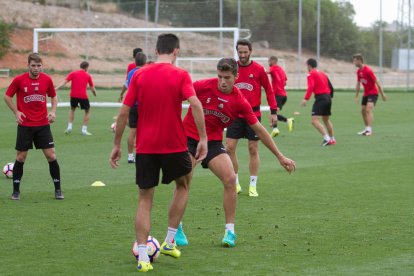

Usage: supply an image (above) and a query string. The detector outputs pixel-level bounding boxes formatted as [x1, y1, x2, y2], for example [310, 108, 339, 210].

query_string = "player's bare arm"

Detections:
[355, 82, 361, 103]
[250, 122, 296, 174]
[376, 80, 387, 101]
[91, 86, 97, 97]
[188, 95, 208, 162]
[48, 96, 57, 123]
[55, 79, 69, 90]
[4, 94, 26, 124]
[109, 104, 131, 168]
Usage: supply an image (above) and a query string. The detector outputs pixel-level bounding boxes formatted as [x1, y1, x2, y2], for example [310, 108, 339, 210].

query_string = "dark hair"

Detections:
[133, 48, 143, 58]
[353, 53, 364, 62]
[156, 34, 180, 55]
[306, 58, 317, 68]
[269, 56, 278, 62]
[80, 61, 89, 69]
[236, 39, 252, 51]
[135, 52, 147, 67]
[28, 53, 42, 64]
[217, 58, 238, 76]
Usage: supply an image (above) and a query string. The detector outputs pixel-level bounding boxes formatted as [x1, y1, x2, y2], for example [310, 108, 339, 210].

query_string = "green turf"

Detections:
[0, 90, 413, 275]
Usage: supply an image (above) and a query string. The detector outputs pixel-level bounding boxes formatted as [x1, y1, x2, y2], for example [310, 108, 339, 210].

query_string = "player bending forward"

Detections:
[177, 58, 295, 247]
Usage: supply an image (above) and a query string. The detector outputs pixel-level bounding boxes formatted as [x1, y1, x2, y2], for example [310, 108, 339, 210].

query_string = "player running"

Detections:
[109, 34, 207, 273]
[4, 53, 64, 200]
[352, 53, 387, 136]
[301, 58, 336, 146]
[178, 58, 296, 248]
[226, 39, 278, 197]
[267, 56, 294, 134]
[55, 61, 96, 135]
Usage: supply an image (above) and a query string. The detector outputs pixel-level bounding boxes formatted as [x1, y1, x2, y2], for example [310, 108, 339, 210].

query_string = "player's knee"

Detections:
[248, 145, 258, 155]
[16, 152, 27, 162]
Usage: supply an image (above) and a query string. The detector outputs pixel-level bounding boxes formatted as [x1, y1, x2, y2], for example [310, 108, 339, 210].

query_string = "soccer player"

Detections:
[301, 58, 335, 146]
[118, 47, 143, 102]
[4, 53, 64, 200]
[55, 61, 96, 135]
[267, 56, 294, 134]
[226, 39, 278, 197]
[109, 34, 207, 273]
[352, 53, 387, 136]
[124, 52, 147, 164]
[179, 58, 296, 248]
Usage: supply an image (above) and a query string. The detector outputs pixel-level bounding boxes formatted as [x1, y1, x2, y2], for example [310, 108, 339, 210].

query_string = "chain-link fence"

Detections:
[17, 0, 414, 90]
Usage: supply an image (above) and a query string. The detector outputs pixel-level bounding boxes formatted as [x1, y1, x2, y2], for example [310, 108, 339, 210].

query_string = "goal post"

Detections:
[33, 27, 240, 60]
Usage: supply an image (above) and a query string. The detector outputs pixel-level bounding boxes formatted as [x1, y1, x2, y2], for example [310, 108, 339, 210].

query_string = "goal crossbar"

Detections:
[33, 27, 240, 60]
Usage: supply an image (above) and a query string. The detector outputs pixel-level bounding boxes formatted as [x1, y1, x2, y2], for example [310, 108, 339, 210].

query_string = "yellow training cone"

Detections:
[91, 181, 106, 187]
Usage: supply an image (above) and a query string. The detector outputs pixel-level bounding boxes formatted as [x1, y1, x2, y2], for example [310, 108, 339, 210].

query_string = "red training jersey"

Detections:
[304, 69, 331, 100]
[183, 78, 258, 141]
[268, 65, 287, 97]
[124, 63, 195, 154]
[235, 60, 277, 116]
[66, 69, 94, 99]
[5, 72, 56, 127]
[125, 62, 136, 80]
[357, 65, 378, 96]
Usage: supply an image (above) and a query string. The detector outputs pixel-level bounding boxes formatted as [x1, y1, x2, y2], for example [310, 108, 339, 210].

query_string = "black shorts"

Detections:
[15, 125, 55, 151]
[70, 97, 90, 110]
[226, 117, 261, 141]
[135, 151, 192, 189]
[187, 137, 226, 169]
[361, 95, 378, 106]
[312, 94, 332, 116]
[129, 105, 138, 128]
[276, 96, 287, 110]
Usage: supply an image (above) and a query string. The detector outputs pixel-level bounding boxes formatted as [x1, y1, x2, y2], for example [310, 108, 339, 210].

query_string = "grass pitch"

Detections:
[0, 89, 413, 275]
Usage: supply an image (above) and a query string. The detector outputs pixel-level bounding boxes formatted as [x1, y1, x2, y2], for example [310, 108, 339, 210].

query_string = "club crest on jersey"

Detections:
[249, 74, 254, 79]
[235, 82, 253, 91]
[34, 86, 39, 91]
[218, 103, 224, 109]
[24, 87, 28, 93]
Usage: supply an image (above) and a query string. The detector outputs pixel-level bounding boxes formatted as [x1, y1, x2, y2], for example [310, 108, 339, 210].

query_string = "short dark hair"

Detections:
[353, 53, 364, 62]
[28, 53, 42, 64]
[135, 52, 147, 67]
[269, 56, 278, 62]
[133, 48, 143, 58]
[306, 58, 317, 68]
[217, 58, 238, 76]
[80, 61, 89, 69]
[156, 34, 180, 55]
[236, 39, 252, 51]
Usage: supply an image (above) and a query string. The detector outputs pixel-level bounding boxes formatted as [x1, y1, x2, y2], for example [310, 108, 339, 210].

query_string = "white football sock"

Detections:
[225, 223, 235, 234]
[67, 123, 73, 129]
[235, 173, 239, 185]
[128, 153, 134, 159]
[138, 244, 150, 262]
[82, 125, 87, 133]
[323, 134, 330, 141]
[165, 227, 177, 247]
[366, 126, 372, 132]
[250, 176, 257, 187]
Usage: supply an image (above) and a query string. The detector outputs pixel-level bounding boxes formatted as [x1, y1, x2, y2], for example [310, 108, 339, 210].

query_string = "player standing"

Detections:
[118, 47, 143, 102]
[267, 56, 294, 135]
[178, 58, 296, 247]
[4, 53, 64, 200]
[55, 61, 96, 135]
[109, 34, 207, 273]
[124, 52, 147, 163]
[226, 39, 278, 197]
[301, 58, 335, 146]
[352, 53, 387, 136]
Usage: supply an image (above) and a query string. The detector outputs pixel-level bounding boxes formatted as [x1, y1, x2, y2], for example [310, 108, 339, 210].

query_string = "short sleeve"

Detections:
[5, 77, 19, 97]
[47, 76, 57, 97]
[180, 71, 195, 101]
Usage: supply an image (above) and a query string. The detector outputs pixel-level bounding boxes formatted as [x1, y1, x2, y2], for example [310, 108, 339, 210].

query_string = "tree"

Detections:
[0, 18, 12, 59]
